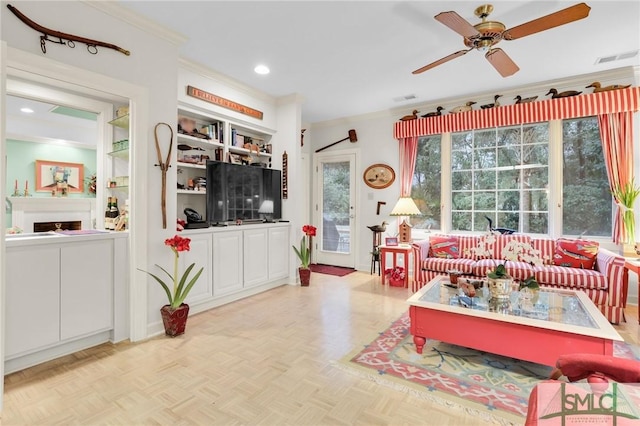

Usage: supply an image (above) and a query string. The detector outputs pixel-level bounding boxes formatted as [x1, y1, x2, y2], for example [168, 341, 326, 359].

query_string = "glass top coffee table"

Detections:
[406, 276, 623, 367]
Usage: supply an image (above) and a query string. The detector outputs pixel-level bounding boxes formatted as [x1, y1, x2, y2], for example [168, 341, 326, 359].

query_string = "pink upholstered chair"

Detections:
[525, 353, 640, 426]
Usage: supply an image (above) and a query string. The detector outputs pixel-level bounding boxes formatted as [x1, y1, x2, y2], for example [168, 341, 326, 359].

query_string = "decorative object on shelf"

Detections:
[292, 225, 317, 286]
[611, 179, 640, 245]
[363, 164, 395, 189]
[480, 94, 502, 109]
[546, 88, 582, 98]
[153, 122, 173, 229]
[449, 101, 476, 114]
[514, 94, 538, 104]
[421, 106, 444, 118]
[177, 116, 210, 140]
[385, 237, 398, 246]
[411, 3, 590, 77]
[187, 85, 263, 120]
[385, 266, 406, 287]
[85, 174, 97, 195]
[139, 235, 203, 337]
[282, 151, 288, 199]
[315, 129, 358, 153]
[399, 110, 419, 121]
[6, 4, 130, 56]
[585, 82, 631, 93]
[35, 159, 84, 193]
[390, 196, 421, 243]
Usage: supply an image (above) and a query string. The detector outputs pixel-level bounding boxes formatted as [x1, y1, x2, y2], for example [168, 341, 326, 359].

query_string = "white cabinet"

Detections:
[212, 230, 243, 296]
[5, 246, 61, 357]
[243, 228, 269, 288]
[181, 232, 213, 303]
[60, 240, 113, 340]
[268, 226, 290, 281]
[5, 235, 126, 371]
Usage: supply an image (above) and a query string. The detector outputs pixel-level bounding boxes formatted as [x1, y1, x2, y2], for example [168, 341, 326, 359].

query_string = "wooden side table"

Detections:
[380, 244, 412, 288]
[623, 259, 639, 324]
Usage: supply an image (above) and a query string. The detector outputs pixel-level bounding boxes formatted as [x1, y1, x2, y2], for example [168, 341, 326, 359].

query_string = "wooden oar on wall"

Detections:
[315, 129, 357, 153]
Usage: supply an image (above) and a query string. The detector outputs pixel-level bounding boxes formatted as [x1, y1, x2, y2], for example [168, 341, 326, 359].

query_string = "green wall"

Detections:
[6, 139, 97, 228]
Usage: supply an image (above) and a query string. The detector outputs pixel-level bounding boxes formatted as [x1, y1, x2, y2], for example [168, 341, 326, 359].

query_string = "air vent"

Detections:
[595, 50, 638, 65]
[392, 94, 417, 102]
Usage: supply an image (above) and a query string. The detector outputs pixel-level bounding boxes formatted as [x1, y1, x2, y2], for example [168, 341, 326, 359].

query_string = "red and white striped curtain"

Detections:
[394, 87, 640, 139]
[398, 137, 418, 197]
[598, 112, 634, 244]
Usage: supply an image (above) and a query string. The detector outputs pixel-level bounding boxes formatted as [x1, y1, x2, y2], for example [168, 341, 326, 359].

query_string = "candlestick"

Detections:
[25, 180, 28, 191]
[14, 179, 18, 191]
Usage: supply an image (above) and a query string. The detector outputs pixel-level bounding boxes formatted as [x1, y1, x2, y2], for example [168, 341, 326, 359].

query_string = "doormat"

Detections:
[335, 312, 640, 424]
[309, 263, 355, 277]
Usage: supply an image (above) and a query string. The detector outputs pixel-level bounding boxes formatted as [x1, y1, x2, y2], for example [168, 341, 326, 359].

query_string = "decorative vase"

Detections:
[160, 303, 190, 337]
[299, 267, 311, 287]
[389, 277, 404, 287]
[487, 277, 515, 303]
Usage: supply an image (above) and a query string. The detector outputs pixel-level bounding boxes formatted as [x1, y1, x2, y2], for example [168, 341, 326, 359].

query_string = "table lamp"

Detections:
[390, 197, 421, 243]
[258, 200, 275, 223]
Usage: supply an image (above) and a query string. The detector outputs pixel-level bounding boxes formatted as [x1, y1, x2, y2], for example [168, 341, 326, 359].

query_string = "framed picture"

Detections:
[228, 153, 242, 164]
[36, 160, 84, 193]
[385, 237, 398, 246]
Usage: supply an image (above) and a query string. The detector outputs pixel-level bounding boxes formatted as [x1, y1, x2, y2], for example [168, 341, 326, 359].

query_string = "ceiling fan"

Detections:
[412, 3, 591, 77]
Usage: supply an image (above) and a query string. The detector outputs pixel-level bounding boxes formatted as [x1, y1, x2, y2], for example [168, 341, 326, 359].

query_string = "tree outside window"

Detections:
[411, 135, 441, 230]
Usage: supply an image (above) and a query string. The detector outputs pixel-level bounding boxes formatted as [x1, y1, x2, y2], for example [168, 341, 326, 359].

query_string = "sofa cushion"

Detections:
[472, 234, 534, 260]
[429, 235, 459, 259]
[421, 258, 476, 275]
[534, 265, 607, 290]
[553, 239, 599, 269]
[474, 259, 535, 281]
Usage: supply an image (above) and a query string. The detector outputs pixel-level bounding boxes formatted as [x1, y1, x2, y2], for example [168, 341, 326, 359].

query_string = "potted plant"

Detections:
[486, 263, 515, 303]
[292, 224, 316, 286]
[139, 235, 203, 337]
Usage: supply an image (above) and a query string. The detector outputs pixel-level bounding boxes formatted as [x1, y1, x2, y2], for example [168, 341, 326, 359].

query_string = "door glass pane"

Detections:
[322, 161, 350, 253]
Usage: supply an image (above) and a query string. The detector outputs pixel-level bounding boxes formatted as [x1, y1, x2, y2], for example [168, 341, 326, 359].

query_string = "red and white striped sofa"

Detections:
[412, 234, 627, 324]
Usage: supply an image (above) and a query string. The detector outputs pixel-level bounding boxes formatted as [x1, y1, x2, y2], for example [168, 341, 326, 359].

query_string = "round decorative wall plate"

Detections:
[363, 164, 395, 189]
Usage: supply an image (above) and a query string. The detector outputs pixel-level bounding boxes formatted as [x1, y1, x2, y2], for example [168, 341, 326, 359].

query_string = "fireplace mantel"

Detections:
[9, 197, 96, 232]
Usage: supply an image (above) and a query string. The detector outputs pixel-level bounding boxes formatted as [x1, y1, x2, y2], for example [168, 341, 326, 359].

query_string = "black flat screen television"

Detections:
[206, 160, 282, 224]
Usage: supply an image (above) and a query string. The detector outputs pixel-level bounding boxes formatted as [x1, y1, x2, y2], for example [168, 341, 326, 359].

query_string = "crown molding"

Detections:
[178, 58, 276, 105]
[83, 1, 187, 46]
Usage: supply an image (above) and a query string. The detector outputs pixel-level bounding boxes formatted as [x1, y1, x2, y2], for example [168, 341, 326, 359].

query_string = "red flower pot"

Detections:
[160, 303, 190, 337]
[299, 267, 311, 287]
[389, 277, 404, 287]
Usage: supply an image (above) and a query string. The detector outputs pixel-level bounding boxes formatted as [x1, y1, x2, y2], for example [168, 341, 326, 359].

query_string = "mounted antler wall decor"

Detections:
[7, 4, 130, 56]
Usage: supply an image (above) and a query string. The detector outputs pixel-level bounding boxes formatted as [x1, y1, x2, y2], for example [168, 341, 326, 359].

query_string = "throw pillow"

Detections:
[553, 238, 599, 269]
[429, 235, 460, 259]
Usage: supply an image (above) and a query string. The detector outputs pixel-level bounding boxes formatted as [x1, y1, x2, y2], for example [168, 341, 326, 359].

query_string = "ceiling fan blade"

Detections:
[435, 11, 480, 39]
[412, 49, 472, 75]
[502, 2, 591, 40]
[485, 48, 520, 77]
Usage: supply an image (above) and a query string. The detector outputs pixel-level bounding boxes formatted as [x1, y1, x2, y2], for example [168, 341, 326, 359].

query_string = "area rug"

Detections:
[309, 263, 355, 277]
[336, 313, 640, 425]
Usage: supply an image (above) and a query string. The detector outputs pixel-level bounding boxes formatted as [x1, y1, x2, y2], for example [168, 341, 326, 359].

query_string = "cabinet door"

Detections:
[180, 233, 212, 303]
[243, 228, 268, 288]
[268, 226, 290, 281]
[60, 240, 113, 340]
[5, 246, 61, 357]
[213, 231, 243, 296]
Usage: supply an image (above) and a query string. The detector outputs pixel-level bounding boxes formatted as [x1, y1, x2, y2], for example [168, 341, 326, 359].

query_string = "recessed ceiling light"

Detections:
[20, 107, 34, 113]
[254, 64, 270, 75]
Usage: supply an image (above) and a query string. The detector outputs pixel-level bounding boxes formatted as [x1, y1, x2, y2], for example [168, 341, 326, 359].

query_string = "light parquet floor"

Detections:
[3, 271, 639, 425]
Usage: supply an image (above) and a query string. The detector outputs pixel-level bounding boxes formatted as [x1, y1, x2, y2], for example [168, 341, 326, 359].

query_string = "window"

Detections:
[450, 123, 549, 233]
[411, 135, 441, 230]
[411, 117, 614, 238]
[562, 117, 612, 236]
